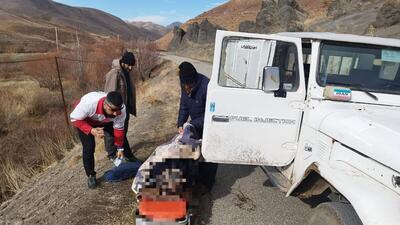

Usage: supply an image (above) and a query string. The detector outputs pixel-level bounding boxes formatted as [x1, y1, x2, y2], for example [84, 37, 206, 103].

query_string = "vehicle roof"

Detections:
[278, 32, 400, 48]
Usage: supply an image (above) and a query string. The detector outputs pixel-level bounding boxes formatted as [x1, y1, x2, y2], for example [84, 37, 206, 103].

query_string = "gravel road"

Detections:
[162, 53, 314, 225]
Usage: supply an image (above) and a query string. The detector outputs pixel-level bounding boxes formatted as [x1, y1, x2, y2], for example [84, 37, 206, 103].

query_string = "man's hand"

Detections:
[90, 128, 104, 138]
[178, 127, 184, 134]
[116, 151, 124, 159]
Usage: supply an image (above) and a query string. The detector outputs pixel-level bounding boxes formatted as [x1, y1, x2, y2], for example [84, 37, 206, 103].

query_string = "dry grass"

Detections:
[39, 138, 61, 168]
[0, 65, 71, 202]
[27, 90, 63, 117]
[0, 90, 24, 129]
[0, 37, 161, 203]
[0, 158, 35, 202]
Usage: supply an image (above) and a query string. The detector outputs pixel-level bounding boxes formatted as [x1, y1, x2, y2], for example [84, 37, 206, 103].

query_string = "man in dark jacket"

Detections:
[104, 52, 137, 161]
[177, 61, 218, 192]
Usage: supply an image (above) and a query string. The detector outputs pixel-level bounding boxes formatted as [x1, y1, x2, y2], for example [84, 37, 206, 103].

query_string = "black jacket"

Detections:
[177, 74, 209, 135]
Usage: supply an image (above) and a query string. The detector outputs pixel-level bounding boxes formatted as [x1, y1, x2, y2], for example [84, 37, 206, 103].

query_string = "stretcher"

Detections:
[133, 124, 200, 225]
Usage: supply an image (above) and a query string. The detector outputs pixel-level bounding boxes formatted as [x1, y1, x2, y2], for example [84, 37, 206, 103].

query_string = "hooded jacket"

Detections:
[177, 73, 209, 135]
[104, 59, 137, 116]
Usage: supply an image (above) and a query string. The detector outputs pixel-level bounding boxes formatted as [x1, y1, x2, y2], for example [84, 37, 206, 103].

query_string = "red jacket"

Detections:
[70, 92, 126, 147]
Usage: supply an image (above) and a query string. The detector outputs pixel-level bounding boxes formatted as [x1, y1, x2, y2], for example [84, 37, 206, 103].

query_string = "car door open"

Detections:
[202, 30, 306, 166]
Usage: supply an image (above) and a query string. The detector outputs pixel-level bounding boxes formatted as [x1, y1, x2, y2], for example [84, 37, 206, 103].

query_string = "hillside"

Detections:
[129, 21, 169, 40]
[163, 0, 400, 61]
[0, 58, 180, 224]
[0, 0, 158, 53]
[166, 22, 183, 29]
[156, 0, 262, 51]
[184, 0, 262, 31]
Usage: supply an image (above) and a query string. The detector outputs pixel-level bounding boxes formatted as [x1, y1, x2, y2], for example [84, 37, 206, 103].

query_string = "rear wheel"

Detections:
[308, 202, 363, 225]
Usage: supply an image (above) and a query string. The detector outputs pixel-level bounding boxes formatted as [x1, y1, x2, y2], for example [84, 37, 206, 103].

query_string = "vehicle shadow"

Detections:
[193, 164, 255, 225]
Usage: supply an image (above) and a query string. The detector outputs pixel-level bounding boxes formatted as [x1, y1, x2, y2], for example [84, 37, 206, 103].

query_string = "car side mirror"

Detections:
[262, 66, 280, 92]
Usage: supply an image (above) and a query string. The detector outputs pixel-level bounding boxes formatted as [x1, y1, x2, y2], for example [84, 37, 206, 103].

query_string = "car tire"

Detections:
[308, 202, 363, 225]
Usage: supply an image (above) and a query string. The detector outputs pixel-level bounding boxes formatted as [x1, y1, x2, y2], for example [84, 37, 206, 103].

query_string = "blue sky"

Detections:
[53, 0, 229, 26]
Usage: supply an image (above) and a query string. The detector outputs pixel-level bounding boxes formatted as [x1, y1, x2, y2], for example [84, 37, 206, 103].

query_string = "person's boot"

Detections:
[87, 175, 97, 189]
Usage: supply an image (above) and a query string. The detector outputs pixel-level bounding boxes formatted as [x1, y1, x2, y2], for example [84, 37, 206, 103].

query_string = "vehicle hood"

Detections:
[319, 107, 400, 172]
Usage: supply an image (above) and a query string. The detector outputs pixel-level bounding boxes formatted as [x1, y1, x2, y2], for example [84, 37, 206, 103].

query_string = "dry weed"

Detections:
[0, 90, 23, 129]
[0, 158, 35, 200]
[131, 40, 160, 82]
[27, 90, 62, 117]
[39, 137, 60, 168]
[24, 59, 59, 90]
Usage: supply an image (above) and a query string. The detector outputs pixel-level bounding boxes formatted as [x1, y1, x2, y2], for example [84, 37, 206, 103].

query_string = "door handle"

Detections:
[212, 115, 229, 123]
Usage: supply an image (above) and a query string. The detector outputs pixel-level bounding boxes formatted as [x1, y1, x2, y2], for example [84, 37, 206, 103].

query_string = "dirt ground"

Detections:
[0, 59, 180, 225]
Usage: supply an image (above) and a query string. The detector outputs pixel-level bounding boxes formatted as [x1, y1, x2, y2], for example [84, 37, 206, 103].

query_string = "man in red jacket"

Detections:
[70, 91, 126, 189]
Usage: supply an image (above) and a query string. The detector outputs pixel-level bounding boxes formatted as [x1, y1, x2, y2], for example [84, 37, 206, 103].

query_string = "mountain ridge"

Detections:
[0, 0, 161, 52]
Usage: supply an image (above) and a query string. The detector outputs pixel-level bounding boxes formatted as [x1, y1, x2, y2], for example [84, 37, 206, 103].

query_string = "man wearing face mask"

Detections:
[177, 61, 218, 193]
[70, 91, 126, 189]
[104, 51, 137, 162]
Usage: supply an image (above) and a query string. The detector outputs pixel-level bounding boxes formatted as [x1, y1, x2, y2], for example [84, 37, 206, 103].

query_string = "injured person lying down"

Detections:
[132, 123, 201, 223]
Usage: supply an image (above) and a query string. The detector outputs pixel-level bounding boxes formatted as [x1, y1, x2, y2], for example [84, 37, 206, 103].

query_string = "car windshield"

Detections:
[318, 42, 400, 95]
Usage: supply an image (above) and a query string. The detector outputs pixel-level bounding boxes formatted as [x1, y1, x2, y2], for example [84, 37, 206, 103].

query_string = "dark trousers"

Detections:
[198, 162, 218, 188]
[104, 113, 134, 159]
[192, 125, 218, 188]
[77, 123, 113, 177]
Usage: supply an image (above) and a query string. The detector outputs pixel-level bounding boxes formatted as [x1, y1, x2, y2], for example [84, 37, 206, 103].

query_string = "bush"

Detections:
[131, 40, 160, 81]
[24, 58, 59, 91]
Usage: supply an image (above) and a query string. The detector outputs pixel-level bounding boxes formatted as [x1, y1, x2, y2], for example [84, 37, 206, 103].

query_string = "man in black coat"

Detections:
[177, 61, 218, 193]
[104, 52, 137, 162]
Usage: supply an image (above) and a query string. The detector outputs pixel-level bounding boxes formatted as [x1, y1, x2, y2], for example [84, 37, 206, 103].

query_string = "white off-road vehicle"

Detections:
[202, 31, 400, 225]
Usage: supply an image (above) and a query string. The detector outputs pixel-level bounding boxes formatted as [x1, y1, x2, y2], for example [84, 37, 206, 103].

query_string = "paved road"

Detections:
[162, 53, 314, 225]
[161, 53, 213, 78]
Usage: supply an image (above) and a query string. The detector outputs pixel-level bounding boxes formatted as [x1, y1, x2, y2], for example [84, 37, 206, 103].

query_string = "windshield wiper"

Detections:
[325, 82, 379, 101]
[384, 81, 400, 88]
[349, 87, 379, 101]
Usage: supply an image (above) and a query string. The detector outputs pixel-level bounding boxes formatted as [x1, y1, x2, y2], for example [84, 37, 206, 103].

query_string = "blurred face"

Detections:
[121, 63, 133, 72]
[182, 82, 195, 94]
[103, 102, 122, 118]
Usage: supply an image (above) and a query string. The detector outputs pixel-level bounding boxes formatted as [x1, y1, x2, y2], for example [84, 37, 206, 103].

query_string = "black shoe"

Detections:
[87, 175, 97, 189]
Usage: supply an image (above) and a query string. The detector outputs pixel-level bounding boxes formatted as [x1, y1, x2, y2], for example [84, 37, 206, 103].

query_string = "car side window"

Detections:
[218, 37, 270, 89]
[218, 37, 299, 92]
[271, 42, 300, 91]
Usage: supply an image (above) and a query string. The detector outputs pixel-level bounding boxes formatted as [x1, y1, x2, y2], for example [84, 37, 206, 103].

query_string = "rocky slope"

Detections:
[239, 0, 400, 38]
[165, 0, 400, 61]
[156, 0, 262, 52]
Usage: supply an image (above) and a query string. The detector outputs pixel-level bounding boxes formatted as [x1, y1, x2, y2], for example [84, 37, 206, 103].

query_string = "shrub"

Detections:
[131, 40, 160, 81]
[24, 58, 59, 91]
